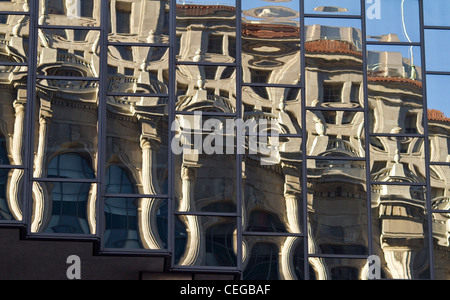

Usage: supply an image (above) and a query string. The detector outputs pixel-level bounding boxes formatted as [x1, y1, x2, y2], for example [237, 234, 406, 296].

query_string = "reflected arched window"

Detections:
[0, 168, 12, 220]
[205, 222, 236, 267]
[104, 165, 140, 249]
[44, 153, 94, 234]
[247, 210, 286, 233]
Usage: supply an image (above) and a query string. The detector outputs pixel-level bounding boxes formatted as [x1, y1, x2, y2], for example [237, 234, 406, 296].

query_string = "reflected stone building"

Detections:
[0, 0, 448, 280]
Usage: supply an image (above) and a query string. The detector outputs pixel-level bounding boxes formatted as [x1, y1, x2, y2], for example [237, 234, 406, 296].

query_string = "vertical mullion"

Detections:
[361, 0, 374, 260]
[299, 0, 309, 280]
[96, 0, 108, 242]
[236, 0, 243, 277]
[24, 0, 39, 232]
[418, 0, 435, 281]
[169, 0, 176, 268]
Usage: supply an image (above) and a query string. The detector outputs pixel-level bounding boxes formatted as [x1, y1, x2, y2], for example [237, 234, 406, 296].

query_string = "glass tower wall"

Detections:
[0, 0, 448, 280]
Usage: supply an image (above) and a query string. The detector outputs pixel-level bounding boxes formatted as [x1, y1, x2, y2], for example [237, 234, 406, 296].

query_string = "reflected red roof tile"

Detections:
[428, 109, 450, 122]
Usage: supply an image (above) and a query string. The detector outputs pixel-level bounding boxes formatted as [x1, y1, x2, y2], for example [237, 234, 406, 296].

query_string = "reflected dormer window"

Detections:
[323, 82, 343, 103]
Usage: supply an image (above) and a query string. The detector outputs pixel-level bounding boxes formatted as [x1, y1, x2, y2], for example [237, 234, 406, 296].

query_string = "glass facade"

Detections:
[0, 0, 448, 280]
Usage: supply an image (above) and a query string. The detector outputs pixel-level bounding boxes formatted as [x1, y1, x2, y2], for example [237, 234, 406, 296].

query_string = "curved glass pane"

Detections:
[39, 0, 101, 27]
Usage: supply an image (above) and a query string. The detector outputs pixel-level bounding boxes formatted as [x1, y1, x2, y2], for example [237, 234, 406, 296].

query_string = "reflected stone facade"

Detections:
[0, 0, 448, 280]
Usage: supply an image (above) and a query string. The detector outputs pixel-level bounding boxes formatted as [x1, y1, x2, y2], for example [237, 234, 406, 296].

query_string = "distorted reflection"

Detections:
[305, 18, 363, 108]
[39, 0, 101, 27]
[176, 0, 236, 63]
[366, 0, 420, 43]
[242, 0, 300, 85]
[109, 0, 169, 44]
[304, 0, 361, 16]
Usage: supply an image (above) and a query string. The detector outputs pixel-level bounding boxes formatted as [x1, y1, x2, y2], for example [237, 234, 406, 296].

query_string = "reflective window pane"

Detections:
[425, 29, 450, 73]
[243, 86, 301, 136]
[175, 215, 237, 267]
[366, 0, 420, 43]
[372, 184, 430, 279]
[103, 197, 168, 250]
[33, 83, 98, 178]
[307, 110, 365, 157]
[176, 65, 236, 113]
[244, 137, 302, 234]
[423, 0, 450, 27]
[39, 0, 101, 27]
[0, 15, 29, 61]
[32, 182, 97, 234]
[305, 18, 363, 108]
[109, 0, 169, 44]
[0, 168, 24, 221]
[242, 0, 300, 85]
[107, 45, 168, 94]
[37, 29, 100, 77]
[0, 0, 29, 12]
[307, 159, 369, 255]
[243, 236, 306, 280]
[106, 97, 169, 195]
[177, 0, 236, 63]
[304, 0, 361, 15]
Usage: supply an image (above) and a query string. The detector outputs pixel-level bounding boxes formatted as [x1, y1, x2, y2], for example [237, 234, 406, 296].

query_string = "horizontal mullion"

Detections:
[174, 211, 238, 217]
[37, 24, 101, 30]
[368, 133, 425, 138]
[305, 106, 364, 112]
[0, 62, 28, 67]
[371, 181, 426, 186]
[171, 265, 240, 273]
[103, 193, 168, 199]
[424, 25, 450, 30]
[366, 41, 421, 46]
[304, 13, 362, 19]
[0, 164, 24, 169]
[308, 253, 369, 259]
[242, 82, 302, 89]
[26, 232, 98, 241]
[426, 71, 450, 76]
[307, 156, 366, 161]
[176, 61, 236, 67]
[107, 92, 168, 97]
[432, 210, 450, 214]
[33, 178, 97, 183]
[242, 231, 304, 237]
[0, 11, 30, 15]
[107, 42, 169, 48]
[98, 248, 171, 256]
[175, 111, 237, 117]
[429, 162, 450, 166]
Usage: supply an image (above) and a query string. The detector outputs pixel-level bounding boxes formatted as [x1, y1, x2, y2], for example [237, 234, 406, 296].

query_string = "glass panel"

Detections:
[307, 159, 369, 255]
[243, 137, 302, 234]
[305, 18, 363, 108]
[370, 137, 426, 184]
[243, 236, 306, 280]
[0, 168, 24, 221]
[106, 97, 168, 195]
[103, 197, 168, 250]
[425, 29, 450, 73]
[37, 29, 100, 77]
[39, 0, 101, 27]
[0, 15, 29, 62]
[0, 67, 27, 166]
[371, 184, 430, 279]
[173, 114, 237, 213]
[430, 165, 450, 210]
[33, 83, 98, 178]
[423, 0, 450, 27]
[432, 212, 450, 280]
[243, 86, 301, 136]
[176, 65, 236, 113]
[107, 45, 168, 94]
[308, 258, 370, 280]
[175, 215, 237, 267]
[427, 75, 450, 126]
[31, 182, 97, 234]
[306, 110, 365, 157]
[366, 0, 420, 43]
[242, 0, 300, 85]
[176, 0, 236, 63]
[367, 45, 423, 134]
[109, 0, 169, 44]
[0, 0, 29, 11]
[304, 0, 361, 15]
